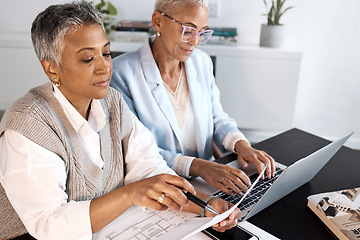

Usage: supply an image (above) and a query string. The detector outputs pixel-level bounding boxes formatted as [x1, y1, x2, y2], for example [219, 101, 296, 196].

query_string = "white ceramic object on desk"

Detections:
[259, 24, 286, 48]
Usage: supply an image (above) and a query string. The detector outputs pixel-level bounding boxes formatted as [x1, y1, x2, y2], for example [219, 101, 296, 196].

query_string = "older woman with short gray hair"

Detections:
[0, 2, 240, 239]
[31, 2, 104, 69]
[111, 0, 276, 201]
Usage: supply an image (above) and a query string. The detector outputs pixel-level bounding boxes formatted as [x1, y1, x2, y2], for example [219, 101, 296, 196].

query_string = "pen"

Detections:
[183, 191, 219, 215]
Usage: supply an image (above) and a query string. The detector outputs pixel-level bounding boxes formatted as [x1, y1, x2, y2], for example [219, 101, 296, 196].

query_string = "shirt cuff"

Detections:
[63, 200, 93, 240]
[172, 155, 195, 178]
[223, 132, 249, 153]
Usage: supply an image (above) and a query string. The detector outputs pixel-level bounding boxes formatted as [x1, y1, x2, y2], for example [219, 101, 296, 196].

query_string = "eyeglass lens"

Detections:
[182, 26, 213, 43]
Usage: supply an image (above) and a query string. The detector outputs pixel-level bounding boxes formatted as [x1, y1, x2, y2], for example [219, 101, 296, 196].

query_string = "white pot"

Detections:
[259, 24, 286, 48]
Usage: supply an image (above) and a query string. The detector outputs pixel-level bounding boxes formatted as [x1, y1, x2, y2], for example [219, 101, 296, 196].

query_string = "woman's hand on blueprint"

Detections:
[124, 173, 195, 212]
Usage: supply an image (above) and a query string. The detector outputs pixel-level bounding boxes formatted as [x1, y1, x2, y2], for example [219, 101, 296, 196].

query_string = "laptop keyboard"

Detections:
[213, 167, 284, 211]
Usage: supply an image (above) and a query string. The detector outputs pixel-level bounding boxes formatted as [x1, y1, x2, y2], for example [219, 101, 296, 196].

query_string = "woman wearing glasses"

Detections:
[0, 2, 242, 239]
[111, 0, 276, 197]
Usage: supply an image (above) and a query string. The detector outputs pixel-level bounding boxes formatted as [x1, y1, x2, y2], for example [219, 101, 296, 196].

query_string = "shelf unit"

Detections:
[0, 32, 302, 141]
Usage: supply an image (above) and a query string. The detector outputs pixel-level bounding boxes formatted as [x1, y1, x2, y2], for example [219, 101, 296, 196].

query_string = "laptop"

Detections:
[209, 132, 353, 221]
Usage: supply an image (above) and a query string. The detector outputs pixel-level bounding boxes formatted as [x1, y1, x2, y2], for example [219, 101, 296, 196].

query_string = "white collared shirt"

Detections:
[168, 69, 248, 178]
[54, 86, 105, 169]
[0, 86, 175, 240]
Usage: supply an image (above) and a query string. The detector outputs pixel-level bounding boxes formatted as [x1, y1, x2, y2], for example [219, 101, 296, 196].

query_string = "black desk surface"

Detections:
[217, 128, 360, 240]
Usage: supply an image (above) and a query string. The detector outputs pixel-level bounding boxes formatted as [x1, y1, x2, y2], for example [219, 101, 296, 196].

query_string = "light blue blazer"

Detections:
[111, 38, 242, 167]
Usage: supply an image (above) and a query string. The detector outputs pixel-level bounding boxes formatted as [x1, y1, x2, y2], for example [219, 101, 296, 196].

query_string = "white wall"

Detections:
[284, 0, 360, 149]
[1, 0, 360, 149]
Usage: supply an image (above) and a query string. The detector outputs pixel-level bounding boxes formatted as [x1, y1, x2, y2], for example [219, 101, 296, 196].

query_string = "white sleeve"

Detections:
[171, 155, 194, 178]
[222, 132, 250, 153]
[0, 130, 92, 240]
[125, 113, 177, 184]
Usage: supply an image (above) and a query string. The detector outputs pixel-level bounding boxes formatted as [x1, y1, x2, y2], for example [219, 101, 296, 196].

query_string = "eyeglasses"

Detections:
[158, 11, 214, 44]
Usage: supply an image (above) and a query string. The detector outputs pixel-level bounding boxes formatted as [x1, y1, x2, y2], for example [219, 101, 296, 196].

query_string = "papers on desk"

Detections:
[93, 199, 241, 240]
[93, 206, 197, 240]
[93, 168, 267, 240]
[158, 200, 241, 240]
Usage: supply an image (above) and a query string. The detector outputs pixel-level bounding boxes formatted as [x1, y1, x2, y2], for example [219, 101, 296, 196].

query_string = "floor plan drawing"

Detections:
[94, 207, 197, 240]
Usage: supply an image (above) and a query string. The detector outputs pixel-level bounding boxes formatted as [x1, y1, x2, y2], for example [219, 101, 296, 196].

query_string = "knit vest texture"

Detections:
[0, 83, 133, 239]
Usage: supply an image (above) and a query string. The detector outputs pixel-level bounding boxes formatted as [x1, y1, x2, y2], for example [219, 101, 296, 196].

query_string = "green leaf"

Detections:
[279, 0, 285, 12]
[95, 1, 106, 11]
[278, 6, 294, 21]
[107, 2, 117, 15]
[263, 0, 269, 11]
[83, 0, 118, 34]
[271, 3, 276, 24]
[276, 0, 281, 11]
[263, 0, 293, 25]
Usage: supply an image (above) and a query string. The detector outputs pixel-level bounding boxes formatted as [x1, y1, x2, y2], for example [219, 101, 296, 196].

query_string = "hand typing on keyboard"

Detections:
[234, 140, 276, 180]
[214, 167, 283, 211]
[191, 158, 252, 196]
[190, 140, 276, 198]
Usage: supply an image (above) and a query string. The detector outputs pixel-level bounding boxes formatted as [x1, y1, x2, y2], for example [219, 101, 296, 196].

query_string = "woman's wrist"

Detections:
[189, 158, 207, 177]
[200, 195, 217, 217]
[234, 139, 251, 154]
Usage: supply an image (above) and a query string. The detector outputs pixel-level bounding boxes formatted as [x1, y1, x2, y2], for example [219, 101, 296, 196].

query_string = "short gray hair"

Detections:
[31, 2, 104, 67]
[154, 0, 208, 14]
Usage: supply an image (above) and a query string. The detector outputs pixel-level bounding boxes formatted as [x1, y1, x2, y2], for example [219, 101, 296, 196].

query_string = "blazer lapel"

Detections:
[139, 42, 183, 148]
[185, 59, 208, 157]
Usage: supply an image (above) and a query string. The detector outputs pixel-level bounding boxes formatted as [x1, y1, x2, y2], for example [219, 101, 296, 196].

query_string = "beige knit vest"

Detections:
[0, 83, 133, 239]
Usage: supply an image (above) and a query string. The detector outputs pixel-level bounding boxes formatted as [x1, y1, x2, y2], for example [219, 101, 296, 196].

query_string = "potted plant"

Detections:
[259, 0, 293, 48]
[83, 0, 118, 34]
